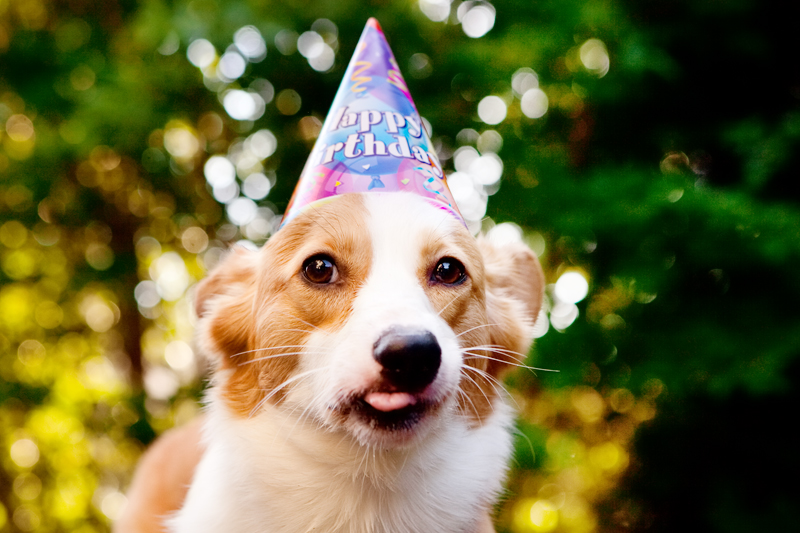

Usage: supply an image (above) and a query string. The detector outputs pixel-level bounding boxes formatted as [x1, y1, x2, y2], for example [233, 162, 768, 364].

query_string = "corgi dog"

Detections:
[116, 192, 545, 533]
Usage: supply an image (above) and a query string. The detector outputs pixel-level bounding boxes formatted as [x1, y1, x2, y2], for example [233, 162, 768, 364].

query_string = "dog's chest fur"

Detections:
[172, 396, 513, 533]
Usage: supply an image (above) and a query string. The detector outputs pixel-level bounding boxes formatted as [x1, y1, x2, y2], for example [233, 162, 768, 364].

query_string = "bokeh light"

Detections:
[521, 88, 549, 119]
[134, 280, 160, 310]
[477, 130, 503, 153]
[158, 32, 180, 55]
[486, 222, 523, 246]
[181, 227, 209, 254]
[419, 0, 452, 22]
[222, 89, 265, 121]
[298, 31, 324, 59]
[409, 53, 433, 79]
[243, 173, 272, 200]
[512, 68, 539, 97]
[9, 439, 40, 468]
[276, 89, 302, 115]
[459, 1, 496, 38]
[297, 28, 336, 72]
[550, 301, 579, 330]
[233, 26, 267, 61]
[531, 309, 550, 338]
[6, 114, 34, 142]
[312, 19, 339, 45]
[187, 39, 216, 68]
[454, 145, 479, 172]
[298, 115, 323, 141]
[469, 153, 503, 185]
[204, 155, 236, 188]
[530, 499, 559, 531]
[80, 295, 119, 333]
[150, 252, 191, 301]
[478, 95, 507, 125]
[217, 51, 247, 81]
[245, 129, 277, 159]
[213, 182, 239, 203]
[226, 197, 258, 226]
[163, 123, 200, 160]
[164, 340, 195, 372]
[275, 29, 298, 55]
[144, 366, 179, 400]
[579, 38, 610, 77]
[444, 129, 510, 230]
[554, 271, 590, 304]
[250, 78, 275, 104]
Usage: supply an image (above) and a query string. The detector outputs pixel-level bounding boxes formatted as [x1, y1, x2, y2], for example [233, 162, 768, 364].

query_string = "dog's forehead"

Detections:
[264, 194, 370, 261]
[364, 193, 474, 257]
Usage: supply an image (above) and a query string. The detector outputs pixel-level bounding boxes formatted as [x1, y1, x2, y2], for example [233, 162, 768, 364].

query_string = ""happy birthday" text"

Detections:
[306, 105, 441, 177]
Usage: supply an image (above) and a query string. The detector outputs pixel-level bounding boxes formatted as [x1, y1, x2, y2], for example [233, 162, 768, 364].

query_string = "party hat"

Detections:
[281, 18, 464, 228]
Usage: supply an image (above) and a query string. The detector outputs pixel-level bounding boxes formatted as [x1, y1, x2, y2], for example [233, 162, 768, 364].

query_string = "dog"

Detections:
[115, 191, 545, 533]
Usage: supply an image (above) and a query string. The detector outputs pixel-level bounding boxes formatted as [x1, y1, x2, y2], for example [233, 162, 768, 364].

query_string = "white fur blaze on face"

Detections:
[291, 193, 473, 448]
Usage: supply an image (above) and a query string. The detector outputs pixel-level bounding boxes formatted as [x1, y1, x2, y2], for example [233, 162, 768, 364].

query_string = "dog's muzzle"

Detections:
[373, 326, 441, 392]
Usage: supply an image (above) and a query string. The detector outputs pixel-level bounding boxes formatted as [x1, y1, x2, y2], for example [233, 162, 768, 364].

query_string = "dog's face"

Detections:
[195, 193, 544, 448]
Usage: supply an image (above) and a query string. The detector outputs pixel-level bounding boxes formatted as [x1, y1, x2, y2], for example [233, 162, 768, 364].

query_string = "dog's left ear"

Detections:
[193, 245, 258, 366]
[477, 237, 545, 373]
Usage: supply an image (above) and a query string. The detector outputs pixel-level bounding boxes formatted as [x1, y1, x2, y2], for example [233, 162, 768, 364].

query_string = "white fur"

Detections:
[171, 391, 512, 533]
[169, 194, 515, 533]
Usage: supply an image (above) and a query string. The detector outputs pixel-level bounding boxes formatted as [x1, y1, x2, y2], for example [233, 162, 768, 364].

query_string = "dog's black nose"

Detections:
[373, 326, 441, 392]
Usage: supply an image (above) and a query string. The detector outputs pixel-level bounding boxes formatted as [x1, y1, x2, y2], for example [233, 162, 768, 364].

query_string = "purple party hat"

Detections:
[280, 18, 464, 228]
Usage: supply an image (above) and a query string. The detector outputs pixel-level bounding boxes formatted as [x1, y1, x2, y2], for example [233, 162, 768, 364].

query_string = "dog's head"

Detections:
[194, 192, 544, 448]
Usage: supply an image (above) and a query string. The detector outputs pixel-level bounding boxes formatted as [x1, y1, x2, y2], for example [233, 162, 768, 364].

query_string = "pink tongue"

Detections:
[364, 392, 416, 412]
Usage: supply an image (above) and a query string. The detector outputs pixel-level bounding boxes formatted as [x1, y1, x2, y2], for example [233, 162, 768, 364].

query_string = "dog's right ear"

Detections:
[477, 237, 546, 376]
[193, 246, 258, 365]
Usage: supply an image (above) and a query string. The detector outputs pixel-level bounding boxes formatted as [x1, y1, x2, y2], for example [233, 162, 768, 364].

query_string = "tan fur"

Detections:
[454, 237, 545, 424]
[114, 417, 205, 533]
[478, 237, 545, 378]
[197, 195, 372, 417]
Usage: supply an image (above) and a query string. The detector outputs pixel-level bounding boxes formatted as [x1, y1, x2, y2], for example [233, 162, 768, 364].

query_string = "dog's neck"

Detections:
[170, 391, 513, 533]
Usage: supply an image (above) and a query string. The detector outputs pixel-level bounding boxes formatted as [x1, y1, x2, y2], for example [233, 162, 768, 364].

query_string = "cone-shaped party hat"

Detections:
[281, 18, 464, 228]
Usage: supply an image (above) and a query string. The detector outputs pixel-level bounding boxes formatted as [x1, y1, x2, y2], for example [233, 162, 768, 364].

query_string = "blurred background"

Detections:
[1, 0, 799, 531]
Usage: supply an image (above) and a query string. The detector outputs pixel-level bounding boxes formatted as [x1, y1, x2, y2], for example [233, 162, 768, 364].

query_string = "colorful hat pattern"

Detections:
[281, 18, 464, 228]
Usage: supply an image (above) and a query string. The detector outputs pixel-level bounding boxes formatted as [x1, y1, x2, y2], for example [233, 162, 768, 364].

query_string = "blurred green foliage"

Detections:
[1, 0, 798, 531]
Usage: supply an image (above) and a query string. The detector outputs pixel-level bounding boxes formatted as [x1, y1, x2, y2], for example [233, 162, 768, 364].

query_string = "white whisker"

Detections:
[462, 364, 505, 394]
[464, 344, 560, 372]
[455, 323, 500, 338]
[461, 365, 521, 411]
[249, 367, 330, 418]
[437, 293, 461, 316]
[240, 349, 331, 365]
[463, 351, 559, 373]
[235, 344, 311, 355]
[270, 327, 316, 335]
[455, 387, 481, 422]
[466, 344, 529, 360]
[280, 388, 334, 444]
[459, 370, 494, 417]
[461, 346, 526, 364]
[238, 352, 304, 366]
[288, 314, 324, 332]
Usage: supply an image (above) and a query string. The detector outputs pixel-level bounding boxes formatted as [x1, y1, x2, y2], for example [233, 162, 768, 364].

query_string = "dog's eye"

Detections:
[302, 255, 338, 284]
[432, 257, 466, 285]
